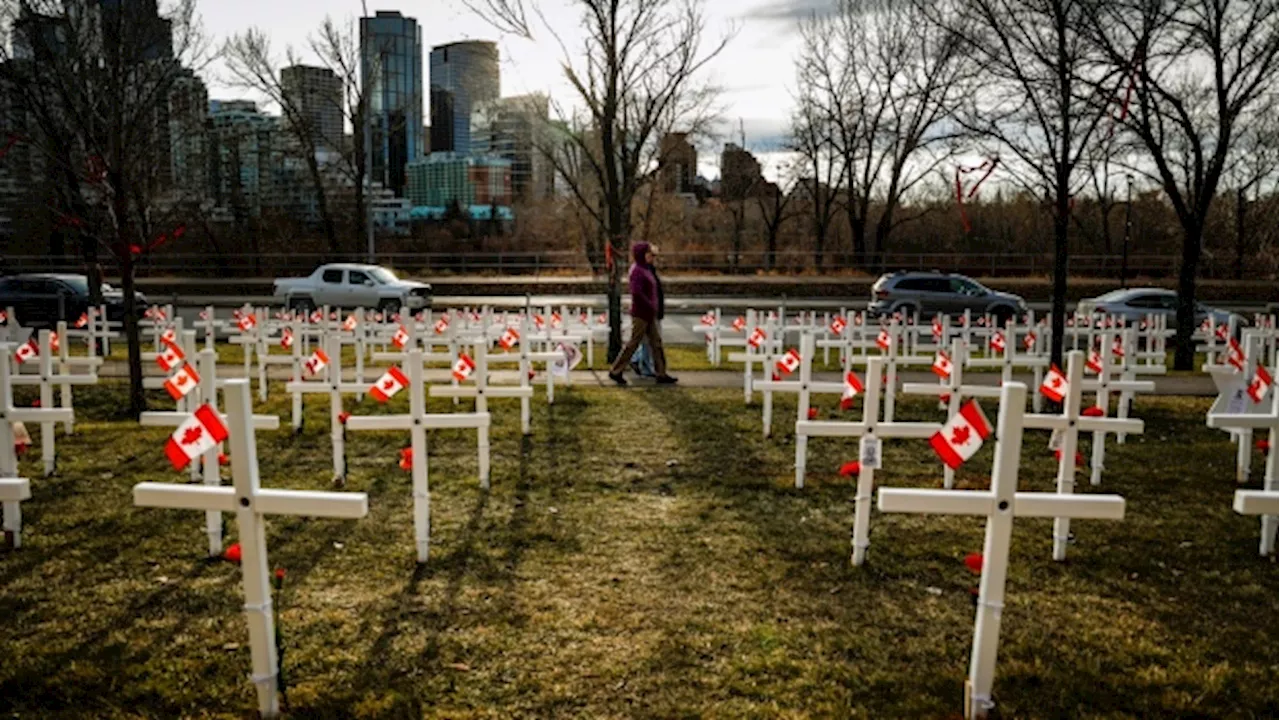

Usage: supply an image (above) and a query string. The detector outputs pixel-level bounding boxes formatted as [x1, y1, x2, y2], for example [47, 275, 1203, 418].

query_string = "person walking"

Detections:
[608, 242, 677, 386]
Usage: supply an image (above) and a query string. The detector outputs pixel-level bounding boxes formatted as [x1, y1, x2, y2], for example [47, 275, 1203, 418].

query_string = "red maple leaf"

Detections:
[181, 425, 204, 445]
[175, 375, 188, 386]
[950, 425, 972, 446]
[1051, 377, 1063, 388]
[382, 378, 395, 390]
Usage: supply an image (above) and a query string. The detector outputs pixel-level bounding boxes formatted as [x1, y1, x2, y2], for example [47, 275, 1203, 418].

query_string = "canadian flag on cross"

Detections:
[310, 310, 323, 324]
[532, 314, 546, 331]
[1215, 323, 1229, 341]
[498, 327, 520, 350]
[929, 400, 993, 469]
[1226, 338, 1245, 371]
[75, 312, 89, 329]
[1246, 365, 1273, 403]
[280, 329, 294, 350]
[156, 340, 185, 372]
[932, 317, 944, 340]
[452, 353, 477, 382]
[876, 329, 891, 351]
[163, 363, 200, 400]
[731, 316, 746, 332]
[164, 405, 228, 471]
[391, 325, 410, 349]
[989, 331, 1006, 353]
[830, 316, 848, 335]
[747, 327, 766, 349]
[370, 366, 410, 403]
[551, 312, 563, 329]
[0, 309, 8, 324]
[342, 315, 358, 331]
[303, 348, 329, 377]
[434, 316, 450, 334]
[700, 310, 716, 326]
[49, 332, 60, 353]
[1040, 364, 1068, 403]
[160, 327, 176, 345]
[1023, 331, 1037, 351]
[775, 349, 802, 376]
[932, 351, 953, 379]
[596, 313, 607, 325]
[237, 314, 256, 332]
[1111, 336, 1125, 358]
[1086, 349, 1103, 374]
[14, 339, 37, 364]
[840, 371, 865, 410]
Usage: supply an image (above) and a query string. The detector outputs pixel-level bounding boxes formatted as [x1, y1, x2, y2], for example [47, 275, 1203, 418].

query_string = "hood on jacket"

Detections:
[631, 242, 651, 264]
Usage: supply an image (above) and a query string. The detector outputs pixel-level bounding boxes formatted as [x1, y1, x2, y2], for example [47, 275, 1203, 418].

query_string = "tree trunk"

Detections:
[1049, 197, 1070, 369]
[765, 222, 779, 271]
[1233, 187, 1246, 280]
[1173, 224, 1203, 371]
[850, 219, 867, 270]
[119, 252, 146, 418]
[607, 233, 624, 362]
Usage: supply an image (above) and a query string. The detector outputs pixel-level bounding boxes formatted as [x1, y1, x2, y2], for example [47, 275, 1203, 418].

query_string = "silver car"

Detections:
[1077, 288, 1242, 327]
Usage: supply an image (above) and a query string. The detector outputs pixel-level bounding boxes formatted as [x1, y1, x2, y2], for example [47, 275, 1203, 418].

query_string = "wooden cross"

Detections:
[141, 348, 281, 556]
[1078, 329, 1154, 486]
[345, 349, 490, 561]
[134, 379, 367, 719]
[1209, 388, 1278, 556]
[878, 382, 1126, 720]
[9, 330, 97, 476]
[1022, 350, 1144, 560]
[797, 356, 939, 562]
[0, 346, 72, 543]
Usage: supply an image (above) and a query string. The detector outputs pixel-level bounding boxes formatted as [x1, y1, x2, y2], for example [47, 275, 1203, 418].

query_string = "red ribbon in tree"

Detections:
[955, 158, 999, 234]
[0, 133, 21, 162]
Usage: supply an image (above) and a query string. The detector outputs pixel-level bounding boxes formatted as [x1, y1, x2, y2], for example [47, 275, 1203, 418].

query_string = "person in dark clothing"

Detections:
[630, 250, 666, 377]
[609, 242, 677, 385]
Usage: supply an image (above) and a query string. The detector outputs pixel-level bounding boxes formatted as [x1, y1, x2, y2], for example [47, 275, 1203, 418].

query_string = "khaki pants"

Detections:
[610, 318, 666, 377]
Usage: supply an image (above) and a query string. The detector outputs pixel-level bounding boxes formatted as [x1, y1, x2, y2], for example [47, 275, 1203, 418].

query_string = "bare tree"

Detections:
[469, 0, 729, 359]
[930, 0, 1117, 366]
[797, 0, 967, 271]
[790, 95, 842, 270]
[0, 0, 212, 416]
[1088, 0, 1277, 369]
[1223, 91, 1277, 280]
[756, 170, 800, 271]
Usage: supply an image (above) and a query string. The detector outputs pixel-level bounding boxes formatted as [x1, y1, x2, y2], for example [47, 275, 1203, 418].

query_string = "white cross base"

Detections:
[134, 380, 368, 719]
[0, 477, 31, 548]
[878, 382, 1126, 720]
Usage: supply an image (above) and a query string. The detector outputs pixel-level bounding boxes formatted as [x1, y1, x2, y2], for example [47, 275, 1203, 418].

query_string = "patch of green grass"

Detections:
[0, 383, 1275, 718]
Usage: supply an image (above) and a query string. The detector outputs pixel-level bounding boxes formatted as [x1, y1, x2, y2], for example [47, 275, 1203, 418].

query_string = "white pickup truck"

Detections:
[272, 263, 432, 313]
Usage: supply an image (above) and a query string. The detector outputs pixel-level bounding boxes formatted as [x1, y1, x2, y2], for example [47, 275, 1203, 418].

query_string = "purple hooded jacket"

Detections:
[628, 242, 660, 322]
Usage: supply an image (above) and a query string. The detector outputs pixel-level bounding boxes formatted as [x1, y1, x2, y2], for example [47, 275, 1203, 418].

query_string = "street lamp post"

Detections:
[1121, 173, 1133, 288]
[361, 1, 375, 264]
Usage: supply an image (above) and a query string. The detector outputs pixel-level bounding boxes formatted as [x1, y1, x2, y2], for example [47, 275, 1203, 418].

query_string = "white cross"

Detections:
[9, 330, 96, 476]
[797, 356, 939, 563]
[962, 319, 1050, 412]
[1204, 331, 1273, 483]
[1021, 350, 1144, 560]
[0, 345, 72, 546]
[431, 329, 536, 449]
[878, 381, 1126, 720]
[141, 348, 281, 556]
[869, 321, 936, 423]
[284, 333, 372, 482]
[345, 348, 490, 562]
[1209, 387, 1278, 556]
[754, 332, 848, 443]
[1110, 326, 1166, 444]
[134, 379, 367, 719]
[1078, 329, 1154, 486]
[0, 476, 30, 549]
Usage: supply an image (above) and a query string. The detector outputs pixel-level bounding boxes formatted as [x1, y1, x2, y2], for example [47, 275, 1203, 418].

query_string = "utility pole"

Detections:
[361, 1, 376, 263]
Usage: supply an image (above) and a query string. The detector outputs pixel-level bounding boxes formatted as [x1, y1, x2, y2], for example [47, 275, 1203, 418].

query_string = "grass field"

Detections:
[1, 381, 1275, 719]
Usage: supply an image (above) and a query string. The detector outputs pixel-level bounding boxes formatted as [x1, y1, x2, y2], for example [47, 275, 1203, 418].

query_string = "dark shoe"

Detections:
[608, 371, 628, 386]
[656, 375, 678, 385]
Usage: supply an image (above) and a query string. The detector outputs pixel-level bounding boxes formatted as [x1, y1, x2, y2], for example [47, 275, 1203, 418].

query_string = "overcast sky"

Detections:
[200, 0, 818, 178]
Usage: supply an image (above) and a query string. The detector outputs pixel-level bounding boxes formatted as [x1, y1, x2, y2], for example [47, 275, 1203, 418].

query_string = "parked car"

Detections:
[272, 264, 432, 314]
[0, 273, 146, 328]
[868, 271, 1027, 323]
[1076, 288, 1243, 327]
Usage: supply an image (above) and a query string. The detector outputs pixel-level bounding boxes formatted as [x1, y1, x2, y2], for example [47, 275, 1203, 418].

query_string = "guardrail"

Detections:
[0, 251, 1264, 280]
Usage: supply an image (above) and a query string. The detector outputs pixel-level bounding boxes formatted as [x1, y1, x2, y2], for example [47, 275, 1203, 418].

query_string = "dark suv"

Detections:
[868, 271, 1027, 323]
[0, 274, 147, 328]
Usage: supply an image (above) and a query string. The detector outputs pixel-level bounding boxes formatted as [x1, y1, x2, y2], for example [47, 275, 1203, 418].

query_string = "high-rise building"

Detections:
[360, 10, 423, 197]
[207, 100, 280, 219]
[720, 143, 763, 200]
[429, 40, 499, 154]
[405, 152, 512, 209]
[658, 132, 697, 194]
[96, 0, 173, 61]
[470, 94, 554, 203]
[281, 65, 344, 154]
[166, 67, 208, 197]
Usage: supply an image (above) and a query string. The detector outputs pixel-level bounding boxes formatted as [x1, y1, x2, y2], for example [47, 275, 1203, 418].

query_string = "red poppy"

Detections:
[1256, 439, 1270, 452]
[838, 460, 861, 477]
[964, 552, 984, 574]
[807, 407, 818, 420]
[218, 453, 229, 466]
[1082, 406, 1105, 417]
[939, 393, 951, 403]
[1053, 449, 1085, 467]
[274, 568, 286, 581]
[398, 447, 413, 471]
[30, 399, 39, 408]
[223, 543, 242, 564]
[338, 412, 351, 425]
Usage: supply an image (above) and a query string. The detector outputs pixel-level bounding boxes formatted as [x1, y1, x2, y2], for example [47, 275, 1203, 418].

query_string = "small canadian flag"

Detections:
[342, 315, 358, 331]
[775, 349, 802, 376]
[303, 349, 329, 377]
[199, 309, 210, 321]
[1040, 364, 1068, 403]
[932, 351, 953, 379]
[929, 400, 993, 470]
[596, 313, 607, 325]
[452, 353, 477, 382]
[1215, 324, 1229, 341]
[533, 314, 546, 330]
[164, 363, 200, 400]
[932, 317, 943, 339]
[280, 329, 294, 350]
[160, 327, 176, 345]
[164, 404, 228, 471]
[370, 366, 410, 402]
[1112, 336, 1125, 357]
[75, 312, 89, 329]
[14, 339, 37, 363]
[731, 316, 746, 332]
[830, 316, 848, 335]
[1086, 350, 1103, 374]
[1246, 365, 1273, 403]
[0, 309, 8, 324]
[498, 327, 520, 350]
[1023, 331, 1037, 351]
[237, 314, 256, 332]
[876, 329, 891, 351]
[391, 325, 410, 349]
[989, 331, 1006, 353]
[840, 371, 864, 410]
[1226, 339, 1245, 371]
[434, 317, 450, 334]
[700, 310, 716, 326]
[156, 340, 185, 371]
[747, 327, 766, 349]
[551, 312, 563, 329]
[579, 312, 588, 324]
[310, 310, 323, 324]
